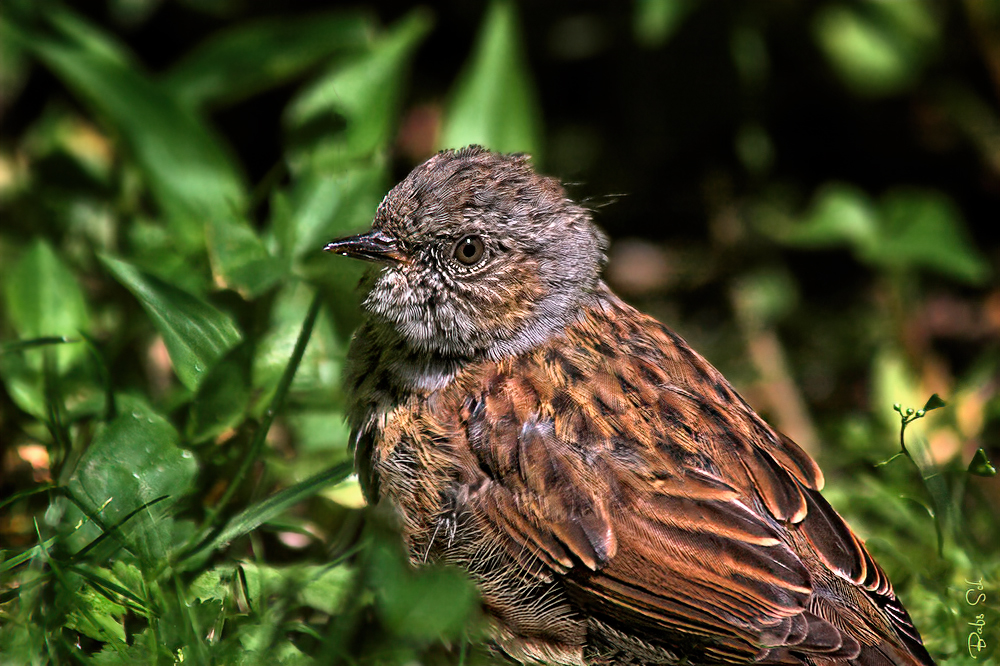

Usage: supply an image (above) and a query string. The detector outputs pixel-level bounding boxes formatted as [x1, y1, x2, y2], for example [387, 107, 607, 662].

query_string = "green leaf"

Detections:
[160, 11, 372, 110]
[186, 342, 253, 444]
[190, 461, 353, 560]
[3, 239, 89, 372]
[272, 164, 386, 262]
[782, 183, 880, 253]
[11, 9, 248, 245]
[206, 214, 286, 299]
[196, 562, 354, 615]
[813, 3, 935, 97]
[66, 396, 197, 568]
[0, 241, 96, 418]
[633, 0, 697, 49]
[968, 448, 997, 477]
[877, 189, 989, 284]
[439, 0, 542, 159]
[0, 336, 77, 354]
[252, 282, 342, 405]
[372, 540, 478, 639]
[100, 254, 242, 391]
[284, 10, 432, 172]
[297, 564, 354, 614]
[65, 583, 127, 644]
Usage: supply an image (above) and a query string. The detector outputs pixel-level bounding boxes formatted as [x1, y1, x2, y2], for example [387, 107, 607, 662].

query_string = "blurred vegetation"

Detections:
[0, 1, 998, 665]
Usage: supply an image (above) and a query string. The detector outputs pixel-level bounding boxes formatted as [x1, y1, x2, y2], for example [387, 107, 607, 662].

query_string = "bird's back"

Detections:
[350, 285, 935, 666]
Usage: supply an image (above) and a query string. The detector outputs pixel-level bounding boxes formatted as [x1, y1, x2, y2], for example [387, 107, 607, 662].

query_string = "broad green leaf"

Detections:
[66, 396, 197, 567]
[372, 540, 478, 639]
[197, 562, 354, 615]
[439, 0, 542, 159]
[782, 183, 879, 252]
[297, 564, 354, 614]
[100, 254, 242, 391]
[11, 11, 247, 246]
[633, 0, 698, 49]
[813, 2, 937, 97]
[252, 282, 341, 405]
[3, 239, 89, 372]
[284, 10, 431, 172]
[161, 12, 372, 109]
[205, 214, 286, 299]
[186, 342, 253, 444]
[65, 580, 127, 643]
[287, 410, 351, 454]
[0, 351, 104, 420]
[272, 164, 386, 261]
[194, 462, 353, 558]
[877, 189, 989, 284]
[0, 240, 97, 418]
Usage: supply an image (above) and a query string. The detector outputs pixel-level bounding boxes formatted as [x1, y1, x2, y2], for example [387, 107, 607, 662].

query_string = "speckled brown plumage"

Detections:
[326, 146, 936, 666]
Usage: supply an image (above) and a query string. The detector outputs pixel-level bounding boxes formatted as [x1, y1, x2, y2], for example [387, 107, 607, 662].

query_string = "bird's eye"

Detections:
[453, 235, 486, 266]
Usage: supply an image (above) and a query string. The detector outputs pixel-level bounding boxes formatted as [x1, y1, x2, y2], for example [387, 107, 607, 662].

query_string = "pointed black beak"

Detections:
[324, 229, 406, 264]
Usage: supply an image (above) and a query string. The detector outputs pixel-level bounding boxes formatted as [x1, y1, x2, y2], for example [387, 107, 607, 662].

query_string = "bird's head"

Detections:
[326, 146, 608, 359]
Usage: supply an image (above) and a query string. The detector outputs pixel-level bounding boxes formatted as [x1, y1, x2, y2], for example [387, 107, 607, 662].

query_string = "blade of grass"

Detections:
[38, 520, 129, 658]
[42, 348, 72, 477]
[69, 495, 170, 563]
[0, 336, 78, 354]
[0, 483, 55, 513]
[67, 564, 152, 615]
[79, 331, 116, 421]
[178, 289, 323, 562]
[216, 461, 353, 550]
[0, 537, 58, 575]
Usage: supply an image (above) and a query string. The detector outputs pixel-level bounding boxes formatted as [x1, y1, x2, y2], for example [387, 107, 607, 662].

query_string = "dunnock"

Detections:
[326, 146, 935, 665]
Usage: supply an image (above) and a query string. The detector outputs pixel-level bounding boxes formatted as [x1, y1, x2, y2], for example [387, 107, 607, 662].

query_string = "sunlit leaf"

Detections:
[782, 183, 880, 253]
[252, 281, 341, 406]
[66, 396, 197, 568]
[0, 240, 95, 418]
[371, 540, 479, 639]
[633, 0, 697, 49]
[10, 9, 248, 248]
[284, 10, 431, 172]
[3, 239, 89, 372]
[190, 462, 353, 559]
[65, 577, 127, 643]
[161, 11, 372, 109]
[439, 0, 542, 159]
[186, 342, 253, 444]
[877, 189, 989, 284]
[100, 254, 242, 391]
[206, 214, 286, 299]
[271, 164, 386, 262]
[814, 2, 937, 97]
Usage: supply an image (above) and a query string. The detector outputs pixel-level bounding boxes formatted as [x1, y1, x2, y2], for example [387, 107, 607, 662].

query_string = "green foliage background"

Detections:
[0, 1, 998, 665]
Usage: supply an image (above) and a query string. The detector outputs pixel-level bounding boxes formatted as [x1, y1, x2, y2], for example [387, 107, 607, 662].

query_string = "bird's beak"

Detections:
[324, 229, 407, 264]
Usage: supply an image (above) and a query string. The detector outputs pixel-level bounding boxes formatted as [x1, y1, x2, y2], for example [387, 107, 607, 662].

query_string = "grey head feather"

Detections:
[358, 145, 609, 362]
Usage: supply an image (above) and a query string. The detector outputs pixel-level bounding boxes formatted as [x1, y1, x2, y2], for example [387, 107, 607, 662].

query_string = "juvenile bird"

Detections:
[325, 146, 936, 666]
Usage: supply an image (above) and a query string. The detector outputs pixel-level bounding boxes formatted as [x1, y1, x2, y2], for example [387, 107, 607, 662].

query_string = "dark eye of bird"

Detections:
[453, 235, 485, 266]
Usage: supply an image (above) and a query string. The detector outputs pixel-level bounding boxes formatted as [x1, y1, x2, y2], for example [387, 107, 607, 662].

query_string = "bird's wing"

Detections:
[461, 319, 933, 665]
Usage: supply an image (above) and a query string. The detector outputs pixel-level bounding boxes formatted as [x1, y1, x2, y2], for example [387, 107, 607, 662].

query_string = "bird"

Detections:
[324, 146, 936, 666]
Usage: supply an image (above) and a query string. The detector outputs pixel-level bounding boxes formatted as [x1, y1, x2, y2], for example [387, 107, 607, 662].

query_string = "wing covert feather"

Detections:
[453, 299, 933, 664]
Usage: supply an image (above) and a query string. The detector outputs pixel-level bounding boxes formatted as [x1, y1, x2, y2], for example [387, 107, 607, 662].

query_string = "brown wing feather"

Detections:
[459, 297, 933, 665]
